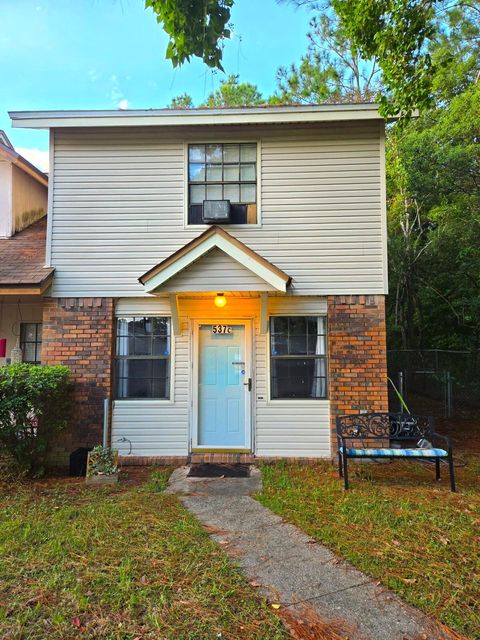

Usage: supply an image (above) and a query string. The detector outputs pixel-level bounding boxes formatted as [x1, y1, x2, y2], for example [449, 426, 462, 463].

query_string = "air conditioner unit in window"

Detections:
[202, 200, 231, 224]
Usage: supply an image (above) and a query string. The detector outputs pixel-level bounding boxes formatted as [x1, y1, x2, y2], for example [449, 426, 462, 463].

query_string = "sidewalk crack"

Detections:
[283, 579, 373, 608]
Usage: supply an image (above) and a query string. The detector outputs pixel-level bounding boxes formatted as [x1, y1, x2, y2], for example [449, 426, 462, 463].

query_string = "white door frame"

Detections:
[191, 318, 253, 451]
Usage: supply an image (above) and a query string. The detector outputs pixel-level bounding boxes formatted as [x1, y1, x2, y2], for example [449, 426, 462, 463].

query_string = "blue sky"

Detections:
[0, 0, 312, 171]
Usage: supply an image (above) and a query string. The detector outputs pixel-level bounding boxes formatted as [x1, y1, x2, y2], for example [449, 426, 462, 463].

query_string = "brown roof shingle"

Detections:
[0, 217, 54, 290]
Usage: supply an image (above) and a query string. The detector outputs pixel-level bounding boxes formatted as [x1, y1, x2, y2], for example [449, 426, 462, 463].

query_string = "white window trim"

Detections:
[113, 314, 175, 404]
[266, 313, 329, 404]
[183, 139, 262, 229]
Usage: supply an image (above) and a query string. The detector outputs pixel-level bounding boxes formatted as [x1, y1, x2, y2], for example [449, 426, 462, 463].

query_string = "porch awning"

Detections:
[138, 226, 291, 294]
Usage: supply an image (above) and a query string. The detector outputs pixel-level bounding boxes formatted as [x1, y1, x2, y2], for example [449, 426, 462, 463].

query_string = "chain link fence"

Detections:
[387, 349, 480, 419]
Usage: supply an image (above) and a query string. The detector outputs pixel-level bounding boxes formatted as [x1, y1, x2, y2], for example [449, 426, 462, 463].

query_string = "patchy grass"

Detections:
[258, 457, 480, 640]
[0, 472, 287, 640]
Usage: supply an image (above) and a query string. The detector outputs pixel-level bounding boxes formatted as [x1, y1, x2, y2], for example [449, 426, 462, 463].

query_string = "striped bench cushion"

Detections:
[339, 447, 448, 458]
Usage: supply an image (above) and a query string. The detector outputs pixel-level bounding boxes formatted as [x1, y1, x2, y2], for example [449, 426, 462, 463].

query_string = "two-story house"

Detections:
[0, 130, 50, 367]
[9, 104, 389, 465]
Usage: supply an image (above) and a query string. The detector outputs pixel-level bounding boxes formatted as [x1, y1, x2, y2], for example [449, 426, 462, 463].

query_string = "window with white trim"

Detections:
[188, 143, 257, 224]
[270, 316, 327, 399]
[115, 317, 171, 399]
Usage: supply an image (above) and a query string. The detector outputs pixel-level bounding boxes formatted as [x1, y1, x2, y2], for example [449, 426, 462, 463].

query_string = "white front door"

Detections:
[193, 321, 252, 449]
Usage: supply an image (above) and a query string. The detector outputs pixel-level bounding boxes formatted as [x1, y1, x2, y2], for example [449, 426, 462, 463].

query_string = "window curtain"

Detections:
[311, 317, 326, 398]
[117, 328, 129, 398]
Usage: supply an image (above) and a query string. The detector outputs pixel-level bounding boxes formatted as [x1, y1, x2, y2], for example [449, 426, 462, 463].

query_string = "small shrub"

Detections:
[86, 446, 118, 477]
[0, 364, 71, 477]
[0, 452, 27, 482]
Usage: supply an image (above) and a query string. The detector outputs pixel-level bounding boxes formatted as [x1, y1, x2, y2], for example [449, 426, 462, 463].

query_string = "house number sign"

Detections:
[212, 324, 233, 334]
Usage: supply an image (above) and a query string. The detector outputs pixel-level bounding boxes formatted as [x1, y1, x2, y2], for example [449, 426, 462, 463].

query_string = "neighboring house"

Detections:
[9, 105, 389, 465]
[0, 131, 50, 367]
[0, 130, 48, 238]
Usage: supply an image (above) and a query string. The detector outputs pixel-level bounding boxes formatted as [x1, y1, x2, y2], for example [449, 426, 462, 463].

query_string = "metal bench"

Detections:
[336, 413, 456, 491]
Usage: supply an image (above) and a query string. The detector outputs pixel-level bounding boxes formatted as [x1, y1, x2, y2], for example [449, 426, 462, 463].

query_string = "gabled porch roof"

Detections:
[138, 226, 291, 294]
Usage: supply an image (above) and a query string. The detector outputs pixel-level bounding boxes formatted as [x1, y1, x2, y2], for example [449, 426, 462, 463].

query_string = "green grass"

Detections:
[257, 458, 480, 639]
[0, 472, 287, 640]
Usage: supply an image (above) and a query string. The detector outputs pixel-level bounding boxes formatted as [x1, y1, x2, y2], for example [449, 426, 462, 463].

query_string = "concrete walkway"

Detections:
[167, 467, 454, 640]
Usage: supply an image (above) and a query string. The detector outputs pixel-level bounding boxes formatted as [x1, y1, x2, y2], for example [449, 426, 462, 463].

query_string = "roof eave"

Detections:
[9, 103, 385, 130]
[0, 143, 48, 186]
[0, 270, 54, 296]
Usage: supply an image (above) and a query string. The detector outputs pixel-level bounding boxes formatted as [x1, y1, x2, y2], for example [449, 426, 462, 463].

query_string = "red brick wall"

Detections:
[328, 295, 388, 455]
[41, 297, 114, 463]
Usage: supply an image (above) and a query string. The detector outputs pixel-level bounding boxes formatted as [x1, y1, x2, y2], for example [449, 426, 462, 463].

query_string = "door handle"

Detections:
[243, 377, 252, 391]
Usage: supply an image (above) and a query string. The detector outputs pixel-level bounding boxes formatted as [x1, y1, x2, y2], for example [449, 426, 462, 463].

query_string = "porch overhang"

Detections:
[138, 226, 291, 294]
[0, 271, 54, 296]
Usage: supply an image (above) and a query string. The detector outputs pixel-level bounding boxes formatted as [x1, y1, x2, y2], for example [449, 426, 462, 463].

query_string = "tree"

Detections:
[275, 11, 381, 104]
[429, 6, 480, 103]
[145, 0, 233, 69]
[169, 75, 266, 108]
[203, 74, 264, 106]
[145, 0, 479, 116]
[387, 82, 480, 350]
[169, 93, 194, 108]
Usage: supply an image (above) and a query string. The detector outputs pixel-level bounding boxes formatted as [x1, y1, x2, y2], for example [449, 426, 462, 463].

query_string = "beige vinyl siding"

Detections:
[159, 248, 276, 292]
[111, 295, 330, 459]
[255, 296, 330, 457]
[12, 166, 48, 234]
[112, 296, 189, 457]
[51, 122, 386, 297]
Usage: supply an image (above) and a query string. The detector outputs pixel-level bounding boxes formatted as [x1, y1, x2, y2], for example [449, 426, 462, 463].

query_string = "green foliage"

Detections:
[86, 446, 118, 477]
[169, 74, 265, 108]
[430, 6, 480, 103]
[146, 0, 479, 117]
[203, 74, 264, 107]
[169, 92, 194, 108]
[0, 364, 71, 477]
[142, 466, 174, 492]
[275, 11, 381, 104]
[145, 0, 233, 69]
[331, 0, 438, 117]
[387, 83, 480, 349]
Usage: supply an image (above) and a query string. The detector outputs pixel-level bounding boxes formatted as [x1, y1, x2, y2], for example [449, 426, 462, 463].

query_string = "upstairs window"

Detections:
[188, 143, 257, 224]
[115, 317, 171, 399]
[270, 316, 327, 400]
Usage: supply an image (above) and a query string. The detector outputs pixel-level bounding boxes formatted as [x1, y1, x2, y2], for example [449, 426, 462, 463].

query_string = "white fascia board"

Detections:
[10, 104, 382, 129]
[144, 233, 287, 293]
[214, 234, 287, 292]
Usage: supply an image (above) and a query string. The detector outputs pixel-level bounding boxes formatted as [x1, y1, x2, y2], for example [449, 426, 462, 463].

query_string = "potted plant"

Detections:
[85, 445, 119, 485]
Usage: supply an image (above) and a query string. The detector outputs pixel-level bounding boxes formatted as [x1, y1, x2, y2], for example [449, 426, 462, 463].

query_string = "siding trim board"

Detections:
[10, 103, 385, 129]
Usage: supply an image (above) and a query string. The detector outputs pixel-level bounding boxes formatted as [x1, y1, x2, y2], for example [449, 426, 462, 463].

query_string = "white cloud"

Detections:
[17, 147, 49, 173]
[117, 99, 129, 110]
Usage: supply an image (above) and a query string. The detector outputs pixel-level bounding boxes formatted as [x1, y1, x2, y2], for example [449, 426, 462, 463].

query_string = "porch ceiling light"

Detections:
[214, 293, 227, 308]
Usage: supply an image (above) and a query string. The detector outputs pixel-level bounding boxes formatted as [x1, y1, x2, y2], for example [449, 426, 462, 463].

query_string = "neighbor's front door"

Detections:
[197, 323, 250, 448]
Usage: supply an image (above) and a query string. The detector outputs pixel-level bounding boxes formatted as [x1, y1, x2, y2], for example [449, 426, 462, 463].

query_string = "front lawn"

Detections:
[258, 458, 480, 639]
[0, 469, 286, 640]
